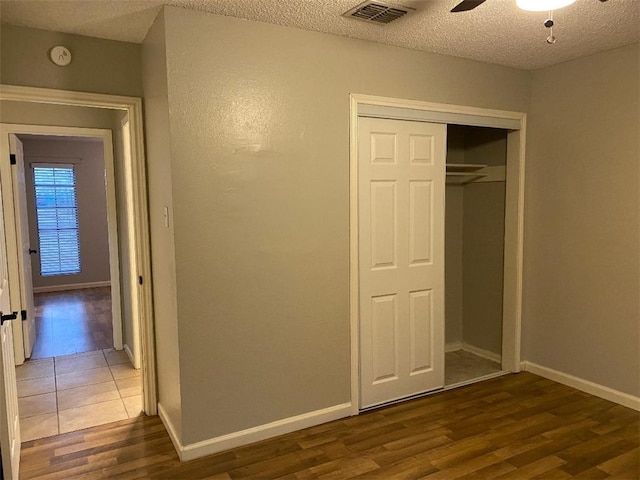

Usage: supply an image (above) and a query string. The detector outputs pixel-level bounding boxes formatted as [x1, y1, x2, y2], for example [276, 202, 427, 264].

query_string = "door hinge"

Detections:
[138, 275, 143, 285]
[0, 312, 17, 326]
[9, 154, 16, 165]
[21, 310, 27, 321]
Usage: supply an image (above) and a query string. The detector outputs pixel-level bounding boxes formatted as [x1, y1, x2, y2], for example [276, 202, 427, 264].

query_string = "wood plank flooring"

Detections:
[31, 287, 113, 359]
[20, 373, 639, 479]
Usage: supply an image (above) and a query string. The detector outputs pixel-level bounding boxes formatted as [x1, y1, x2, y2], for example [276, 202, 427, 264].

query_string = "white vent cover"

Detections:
[343, 1, 414, 25]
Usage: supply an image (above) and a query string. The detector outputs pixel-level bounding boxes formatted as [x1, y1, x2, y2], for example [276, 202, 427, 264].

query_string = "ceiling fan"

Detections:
[450, 0, 609, 43]
[451, 0, 607, 13]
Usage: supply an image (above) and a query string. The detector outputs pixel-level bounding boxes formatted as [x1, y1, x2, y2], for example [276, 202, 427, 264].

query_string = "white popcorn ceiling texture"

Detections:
[0, 0, 638, 69]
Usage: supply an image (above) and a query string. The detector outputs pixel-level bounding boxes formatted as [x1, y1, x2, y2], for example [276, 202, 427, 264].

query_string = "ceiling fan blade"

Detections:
[451, 0, 487, 12]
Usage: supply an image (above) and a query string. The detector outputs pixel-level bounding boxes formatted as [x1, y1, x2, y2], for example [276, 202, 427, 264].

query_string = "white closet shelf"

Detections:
[446, 172, 488, 185]
[446, 163, 488, 185]
[445, 163, 487, 172]
[445, 164, 506, 184]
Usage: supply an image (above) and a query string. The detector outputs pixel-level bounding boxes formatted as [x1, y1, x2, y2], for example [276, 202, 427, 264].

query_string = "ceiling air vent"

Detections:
[343, 1, 414, 25]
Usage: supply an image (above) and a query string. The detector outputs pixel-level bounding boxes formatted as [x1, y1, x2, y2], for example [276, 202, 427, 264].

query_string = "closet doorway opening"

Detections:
[444, 125, 509, 388]
[350, 94, 525, 413]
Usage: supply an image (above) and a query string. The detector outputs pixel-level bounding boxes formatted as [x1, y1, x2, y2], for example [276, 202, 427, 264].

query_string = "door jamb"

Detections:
[349, 93, 526, 415]
[0, 125, 123, 361]
[0, 85, 157, 415]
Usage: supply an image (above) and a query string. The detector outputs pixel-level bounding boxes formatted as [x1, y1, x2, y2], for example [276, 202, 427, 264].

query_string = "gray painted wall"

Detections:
[19, 136, 110, 288]
[445, 127, 465, 346]
[153, 6, 530, 445]
[0, 24, 142, 97]
[142, 9, 183, 438]
[524, 43, 640, 397]
[462, 128, 507, 356]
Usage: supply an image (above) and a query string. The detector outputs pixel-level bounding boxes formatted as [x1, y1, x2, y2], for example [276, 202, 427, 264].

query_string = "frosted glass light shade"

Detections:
[516, 0, 576, 11]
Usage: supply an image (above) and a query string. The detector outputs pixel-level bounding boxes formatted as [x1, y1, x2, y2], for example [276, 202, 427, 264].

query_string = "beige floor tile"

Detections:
[57, 381, 120, 411]
[109, 363, 140, 380]
[55, 352, 107, 375]
[17, 376, 55, 398]
[16, 358, 54, 381]
[122, 395, 142, 418]
[58, 399, 128, 434]
[115, 376, 142, 398]
[20, 412, 59, 442]
[56, 366, 113, 391]
[18, 392, 57, 419]
[104, 349, 130, 366]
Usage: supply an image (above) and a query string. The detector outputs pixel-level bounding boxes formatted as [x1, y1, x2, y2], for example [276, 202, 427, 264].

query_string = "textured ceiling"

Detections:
[0, 0, 638, 70]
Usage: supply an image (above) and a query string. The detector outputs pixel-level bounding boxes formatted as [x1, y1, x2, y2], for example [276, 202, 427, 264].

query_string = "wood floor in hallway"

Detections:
[31, 287, 113, 359]
[19, 372, 639, 479]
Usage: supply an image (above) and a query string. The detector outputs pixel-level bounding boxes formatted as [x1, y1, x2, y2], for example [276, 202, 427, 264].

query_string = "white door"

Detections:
[8, 135, 36, 360]
[0, 168, 21, 479]
[358, 117, 446, 409]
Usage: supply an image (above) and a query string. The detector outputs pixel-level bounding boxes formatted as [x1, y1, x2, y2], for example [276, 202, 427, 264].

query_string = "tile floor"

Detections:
[445, 349, 503, 385]
[16, 348, 142, 442]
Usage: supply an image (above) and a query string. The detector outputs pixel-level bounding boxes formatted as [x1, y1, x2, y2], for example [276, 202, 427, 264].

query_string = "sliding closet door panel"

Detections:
[359, 117, 446, 409]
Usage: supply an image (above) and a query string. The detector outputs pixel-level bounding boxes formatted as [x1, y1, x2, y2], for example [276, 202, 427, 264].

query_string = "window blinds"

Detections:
[33, 166, 81, 276]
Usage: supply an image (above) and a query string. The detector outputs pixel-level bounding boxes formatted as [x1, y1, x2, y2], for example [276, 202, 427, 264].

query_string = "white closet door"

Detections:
[358, 117, 446, 409]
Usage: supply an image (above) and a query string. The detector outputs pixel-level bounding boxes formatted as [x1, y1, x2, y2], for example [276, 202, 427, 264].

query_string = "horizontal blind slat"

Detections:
[33, 166, 81, 276]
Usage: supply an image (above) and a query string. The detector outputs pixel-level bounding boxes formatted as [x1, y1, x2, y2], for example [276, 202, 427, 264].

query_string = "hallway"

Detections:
[15, 287, 141, 441]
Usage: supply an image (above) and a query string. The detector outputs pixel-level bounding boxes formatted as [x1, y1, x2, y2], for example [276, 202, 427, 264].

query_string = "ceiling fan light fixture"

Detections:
[516, 0, 576, 11]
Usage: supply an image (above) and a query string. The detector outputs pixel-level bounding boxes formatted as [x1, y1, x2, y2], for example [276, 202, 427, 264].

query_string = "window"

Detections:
[33, 165, 81, 276]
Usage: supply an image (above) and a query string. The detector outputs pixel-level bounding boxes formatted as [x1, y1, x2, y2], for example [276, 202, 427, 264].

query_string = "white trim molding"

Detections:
[522, 361, 640, 412]
[0, 84, 157, 416]
[33, 281, 111, 294]
[349, 94, 526, 413]
[444, 342, 502, 363]
[445, 342, 463, 353]
[123, 344, 136, 369]
[461, 343, 502, 363]
[162, 403, 352, 462]
[158, 403, 182, 459]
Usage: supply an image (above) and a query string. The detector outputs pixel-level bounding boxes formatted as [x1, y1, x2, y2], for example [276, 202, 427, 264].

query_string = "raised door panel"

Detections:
[370, 181, 397, 270]
[370, 294, 398, 384]
[409, 181, 433, 267]
[409, 289, 433, 375]
[359, 117, 445, 409]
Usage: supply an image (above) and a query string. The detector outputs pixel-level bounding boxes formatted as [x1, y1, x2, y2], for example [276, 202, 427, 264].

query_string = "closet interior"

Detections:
[445, 124, 508, 386]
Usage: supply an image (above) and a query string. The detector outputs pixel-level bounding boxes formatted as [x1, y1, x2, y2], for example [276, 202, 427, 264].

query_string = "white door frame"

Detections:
[350, 93, 526, 415]
[0, 84, 157, 415]
[0, 125, 124, 362]
[119, 114, 142, 370]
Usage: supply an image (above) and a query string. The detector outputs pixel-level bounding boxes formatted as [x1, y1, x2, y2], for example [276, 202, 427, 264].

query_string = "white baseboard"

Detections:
[461, 343, 502, 363]
[445, 342, 502, 364]
[164, 402, 352, 462]
[123, 344, 140, 370]
[33, 281, 111, 293]
[158, 403, 182, 458]
[445, 342, 462, 353]
[522, 361, 640, 412]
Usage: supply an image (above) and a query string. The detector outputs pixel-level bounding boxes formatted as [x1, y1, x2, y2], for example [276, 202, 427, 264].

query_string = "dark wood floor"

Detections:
[20, 372, 639, 479]
[31, 287, 113, 359]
